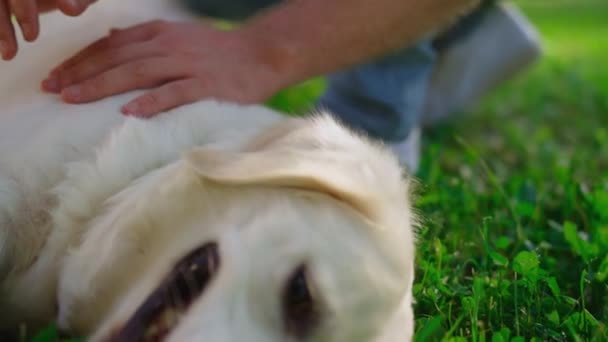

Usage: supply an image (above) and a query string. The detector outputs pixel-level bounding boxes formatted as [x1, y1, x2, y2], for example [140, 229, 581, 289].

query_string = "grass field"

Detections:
[274, 1, 608, 341]
[408, 1, 607, 340]
[30, 0, 607, 341]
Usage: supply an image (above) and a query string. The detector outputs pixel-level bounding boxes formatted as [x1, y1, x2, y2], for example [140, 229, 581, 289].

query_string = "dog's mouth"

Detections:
[106, 242, 220, 342]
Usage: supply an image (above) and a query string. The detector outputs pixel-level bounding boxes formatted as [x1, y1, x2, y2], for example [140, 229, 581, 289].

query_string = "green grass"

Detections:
[412, 1, 608, 340]
[271, 1, 608, 340]
[30, 0, 607, 341]
[409, 2, 607, 339]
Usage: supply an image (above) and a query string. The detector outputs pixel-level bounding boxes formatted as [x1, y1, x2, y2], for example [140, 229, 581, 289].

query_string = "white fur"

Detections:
[0, 1, 416, 340]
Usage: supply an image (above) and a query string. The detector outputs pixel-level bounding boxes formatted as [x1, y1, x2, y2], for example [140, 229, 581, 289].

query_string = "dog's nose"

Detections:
[105, 242, 220, 342]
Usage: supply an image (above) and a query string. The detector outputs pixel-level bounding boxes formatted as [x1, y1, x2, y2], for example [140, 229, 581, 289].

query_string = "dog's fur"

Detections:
[0, 1, 416, 340]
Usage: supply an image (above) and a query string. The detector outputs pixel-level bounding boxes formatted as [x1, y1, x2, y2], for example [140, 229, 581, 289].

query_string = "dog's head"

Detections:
[57, 114, 416, 341]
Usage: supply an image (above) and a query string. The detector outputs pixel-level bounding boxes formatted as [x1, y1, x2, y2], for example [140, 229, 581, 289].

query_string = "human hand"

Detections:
[0, 0, 96, 60]
[42, 20, 295, 117]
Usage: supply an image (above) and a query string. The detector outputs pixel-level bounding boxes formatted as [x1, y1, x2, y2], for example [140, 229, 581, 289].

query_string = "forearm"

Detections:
[240, 0, 480, 85]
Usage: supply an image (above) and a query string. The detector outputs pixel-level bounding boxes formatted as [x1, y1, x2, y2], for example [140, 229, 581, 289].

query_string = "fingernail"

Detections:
[63, 86, 81, 100]
[42, 78, 60, 92]
[121, 102, 140, 116]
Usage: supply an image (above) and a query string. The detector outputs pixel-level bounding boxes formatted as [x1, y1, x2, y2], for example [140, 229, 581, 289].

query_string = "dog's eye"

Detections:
[282, 264, 320, 338]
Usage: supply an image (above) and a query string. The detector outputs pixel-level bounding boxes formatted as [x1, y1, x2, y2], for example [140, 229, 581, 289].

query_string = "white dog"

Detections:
[0, 1, 416, 341]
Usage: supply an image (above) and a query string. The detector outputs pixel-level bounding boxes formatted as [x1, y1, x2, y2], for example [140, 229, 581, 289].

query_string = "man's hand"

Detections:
[42, 0, 477, 118]
[42, 20, 291, 117]
[0, 0, 95, 60]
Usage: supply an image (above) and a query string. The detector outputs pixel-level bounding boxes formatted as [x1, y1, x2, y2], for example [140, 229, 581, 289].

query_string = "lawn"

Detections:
[407, 1, 607, 340]
[30, 0, 607, 341]
[276, 0, 608, 340]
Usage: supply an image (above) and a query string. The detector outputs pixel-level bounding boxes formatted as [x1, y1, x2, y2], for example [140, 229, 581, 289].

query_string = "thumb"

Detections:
[56, 0, 95, 16]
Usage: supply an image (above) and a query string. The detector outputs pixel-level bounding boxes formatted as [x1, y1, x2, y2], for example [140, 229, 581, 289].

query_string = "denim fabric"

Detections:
[181, 0, 280, 20]
[316, 42, 436, 142]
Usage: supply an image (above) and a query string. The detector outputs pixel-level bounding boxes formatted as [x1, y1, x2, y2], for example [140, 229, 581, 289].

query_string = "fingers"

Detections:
[57, 0, 95, 17]
[0, 0, 96, 61]
[9, 0, 39, 42]
[122, 78, 207, 117]
[43, 41, 163, 92]
[1, 0, 39, 60]
[0, 0, 17, 60]
[50, 20, 162, 74]
[60, 57, 188, 104]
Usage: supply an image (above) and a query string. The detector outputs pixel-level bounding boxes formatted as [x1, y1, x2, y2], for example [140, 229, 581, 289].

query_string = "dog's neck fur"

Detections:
[0, 100, 283, 327]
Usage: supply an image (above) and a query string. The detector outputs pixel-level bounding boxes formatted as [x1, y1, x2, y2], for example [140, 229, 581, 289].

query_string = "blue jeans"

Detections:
[316, 44, 435, 142]
[182, 0, 481, 143]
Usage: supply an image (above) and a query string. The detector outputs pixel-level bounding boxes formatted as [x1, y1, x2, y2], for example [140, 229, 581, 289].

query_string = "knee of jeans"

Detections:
[181, 0, 282, 20]
[317, 91, 419, 143]
[312, 39, 437, 142]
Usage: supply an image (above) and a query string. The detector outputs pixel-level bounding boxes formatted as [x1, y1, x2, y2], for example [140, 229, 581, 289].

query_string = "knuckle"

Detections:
[95, 36, 112, 50]
[149, 19, 168, 32]
[131, 61, 149, 80]
[137, 92, 160, 108]
[85, 74, 107, 95]
[70, 68, 89, 84]
[108, 27, 122, 38]
[57, 71, 72, 86]
[104, 33, 117, 44]
[169, 81, 190, 99]
[69, 65, 94, 82]
[106, 32, 125, 46]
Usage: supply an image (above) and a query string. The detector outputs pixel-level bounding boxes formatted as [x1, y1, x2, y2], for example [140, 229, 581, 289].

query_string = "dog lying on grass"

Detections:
[0, 0, 416, 340]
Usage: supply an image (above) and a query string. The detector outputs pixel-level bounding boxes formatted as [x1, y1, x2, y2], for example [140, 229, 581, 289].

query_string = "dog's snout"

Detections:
[106, 242, 220, 342]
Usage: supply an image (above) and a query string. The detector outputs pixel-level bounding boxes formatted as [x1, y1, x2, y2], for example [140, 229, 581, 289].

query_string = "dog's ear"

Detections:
[185, 146, 377, 218]
[185, 115, 409, 222]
